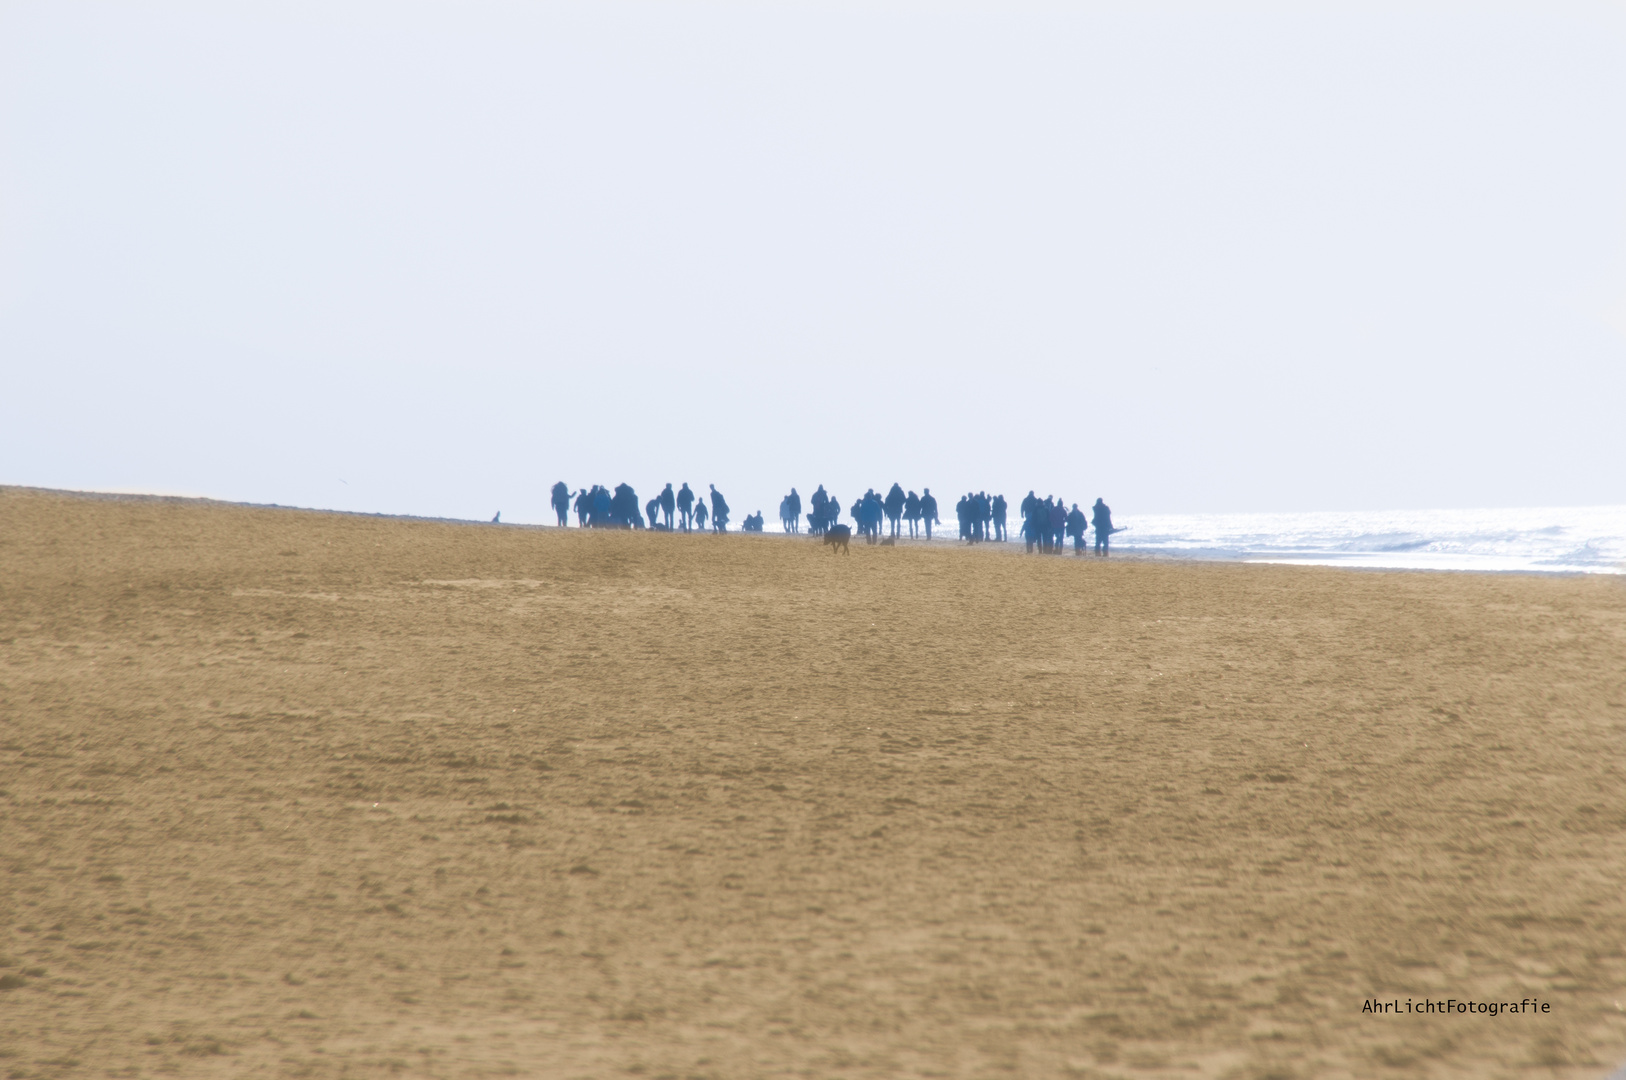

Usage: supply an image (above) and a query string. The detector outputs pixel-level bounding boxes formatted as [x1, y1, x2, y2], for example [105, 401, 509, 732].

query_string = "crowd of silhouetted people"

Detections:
[548, 480, 1119, 554]
[1012, 492, 1117, 554]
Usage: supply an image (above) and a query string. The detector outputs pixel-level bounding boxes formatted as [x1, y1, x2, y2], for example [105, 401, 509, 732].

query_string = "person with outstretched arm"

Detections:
[551, 481, 571, 527]
[1092, 498, 1116, 556]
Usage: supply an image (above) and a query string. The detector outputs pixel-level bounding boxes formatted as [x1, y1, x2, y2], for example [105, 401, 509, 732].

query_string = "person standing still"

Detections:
[677, 483, 695, 531]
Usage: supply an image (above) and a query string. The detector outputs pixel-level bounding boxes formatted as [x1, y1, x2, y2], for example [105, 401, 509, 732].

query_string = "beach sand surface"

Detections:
[3, 486, 1625, 1079]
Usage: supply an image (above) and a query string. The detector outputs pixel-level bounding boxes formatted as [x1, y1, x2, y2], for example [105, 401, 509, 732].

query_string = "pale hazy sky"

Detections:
[4, 2, 1624, 524]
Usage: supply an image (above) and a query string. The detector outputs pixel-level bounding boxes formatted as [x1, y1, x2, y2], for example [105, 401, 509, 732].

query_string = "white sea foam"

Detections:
[760, 502, 1626, 574]
[1114, 505, 1626, 575]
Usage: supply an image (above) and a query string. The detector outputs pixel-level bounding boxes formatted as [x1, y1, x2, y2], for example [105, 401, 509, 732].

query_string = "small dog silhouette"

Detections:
[824, 524, 851, 555]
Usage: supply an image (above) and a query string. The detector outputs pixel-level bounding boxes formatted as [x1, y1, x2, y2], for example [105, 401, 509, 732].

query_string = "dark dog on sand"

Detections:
[824, 524, 851, 555]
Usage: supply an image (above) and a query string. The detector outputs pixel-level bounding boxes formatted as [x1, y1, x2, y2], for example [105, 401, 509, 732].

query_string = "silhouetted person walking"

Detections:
[715, 481, 734, 533]
[818, 492, 841, 534]
[992, 494, 1007, 541]
[1092, 498, 1114, 556]
[858, 490, 883, 542]
[1022, 496, 1046, 553]
[884, 483, 905, 538]
[920, 489, 939, 539]
[809, 486, 830, 535]
[551, 482, 571, 527]
[1067, 503, 1087, 553]
[659, 484, 676, 529]
[693, 498, 707, 531]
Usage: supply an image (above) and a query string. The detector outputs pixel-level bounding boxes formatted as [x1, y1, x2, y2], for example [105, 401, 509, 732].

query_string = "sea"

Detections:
[1112, 504, 1626, 575]
[763, 503, 1626, 574]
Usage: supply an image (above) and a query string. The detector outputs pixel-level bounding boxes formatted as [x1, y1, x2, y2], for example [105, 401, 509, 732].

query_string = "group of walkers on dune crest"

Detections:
[548, 481, 1121, 555]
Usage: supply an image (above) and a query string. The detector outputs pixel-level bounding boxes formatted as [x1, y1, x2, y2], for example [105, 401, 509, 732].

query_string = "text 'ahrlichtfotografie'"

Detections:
[1363, 998, 1552, 1017]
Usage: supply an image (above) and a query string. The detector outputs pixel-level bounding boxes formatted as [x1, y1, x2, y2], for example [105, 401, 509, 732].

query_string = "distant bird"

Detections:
[492, 512, 501, 523]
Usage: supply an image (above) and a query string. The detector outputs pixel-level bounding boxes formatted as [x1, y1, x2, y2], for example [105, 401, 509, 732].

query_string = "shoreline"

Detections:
[7, 484, 1620, 577]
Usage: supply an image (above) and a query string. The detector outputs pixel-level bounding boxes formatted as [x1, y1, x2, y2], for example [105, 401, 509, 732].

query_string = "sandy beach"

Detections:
[2, 485, 1624, 1079]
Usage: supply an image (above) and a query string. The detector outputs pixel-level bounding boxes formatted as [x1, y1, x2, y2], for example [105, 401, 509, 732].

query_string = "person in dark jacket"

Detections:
[1066, 503, 1087, 553]
[551, 481, 571, 527]
[808, 486, 830, 535]
[590, 485, 613, 527]
[884, 483, 906, 538]
[1023, 496, 1048, 553]
[920, 489, 939, 540]
[659, 484, 676, 529]
[610, 483, 641, 528]
[1092, 498, 1115, 555]
[677, 483, 695, 531]
[709, 485, 730, 533]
